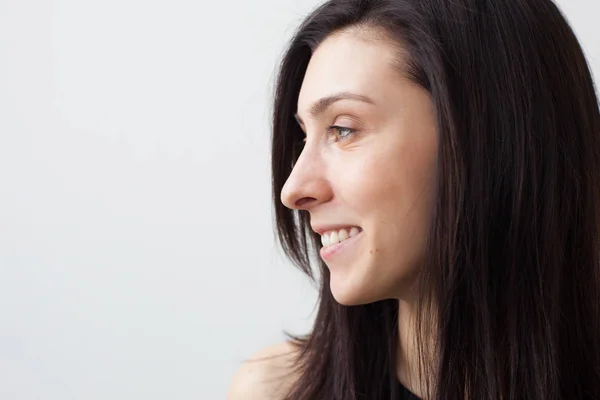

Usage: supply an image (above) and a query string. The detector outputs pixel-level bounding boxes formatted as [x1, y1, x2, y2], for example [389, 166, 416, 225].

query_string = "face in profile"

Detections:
[280, 27, 438, 305]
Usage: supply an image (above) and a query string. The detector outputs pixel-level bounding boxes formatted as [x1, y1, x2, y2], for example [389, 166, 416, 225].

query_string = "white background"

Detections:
[0, 1, 598, 399]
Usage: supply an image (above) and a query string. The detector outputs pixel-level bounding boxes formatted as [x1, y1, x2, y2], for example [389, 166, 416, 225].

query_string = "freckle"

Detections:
[376, 248, 379, 252]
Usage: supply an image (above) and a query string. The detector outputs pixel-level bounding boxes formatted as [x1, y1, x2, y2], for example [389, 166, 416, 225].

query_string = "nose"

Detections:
[280, 143, 332, 210]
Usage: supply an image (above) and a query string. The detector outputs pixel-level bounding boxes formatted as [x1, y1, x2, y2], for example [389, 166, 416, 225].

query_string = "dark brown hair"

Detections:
[270, 0, 600, 398]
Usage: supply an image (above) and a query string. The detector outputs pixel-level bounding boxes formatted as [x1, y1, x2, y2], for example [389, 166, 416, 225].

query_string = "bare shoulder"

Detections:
[227, 340, 302, 400]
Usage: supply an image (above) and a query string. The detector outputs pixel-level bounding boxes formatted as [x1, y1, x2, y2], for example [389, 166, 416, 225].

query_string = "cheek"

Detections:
[350, 139, 437, 266]
[332, 159, 386, 219]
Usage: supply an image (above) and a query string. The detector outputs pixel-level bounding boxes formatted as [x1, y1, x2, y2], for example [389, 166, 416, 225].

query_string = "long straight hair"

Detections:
[270, 0, 600, 398]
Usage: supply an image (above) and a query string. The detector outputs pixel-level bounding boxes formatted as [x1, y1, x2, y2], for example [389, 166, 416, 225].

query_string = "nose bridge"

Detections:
[280, 141, 330, 210]
[294, 139, 323, 177]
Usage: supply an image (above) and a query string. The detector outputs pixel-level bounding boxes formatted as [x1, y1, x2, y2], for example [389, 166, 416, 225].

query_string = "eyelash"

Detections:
[302, 125, 357, 143]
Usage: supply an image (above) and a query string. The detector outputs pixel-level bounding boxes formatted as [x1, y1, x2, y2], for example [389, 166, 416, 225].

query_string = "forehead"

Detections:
[297, 29, 404, 112]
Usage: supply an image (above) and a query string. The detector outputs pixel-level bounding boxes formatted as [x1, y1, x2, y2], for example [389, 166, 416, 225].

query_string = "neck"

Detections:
[396, 298, 426, 399]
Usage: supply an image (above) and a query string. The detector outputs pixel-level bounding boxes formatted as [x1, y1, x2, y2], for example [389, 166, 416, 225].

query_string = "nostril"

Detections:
[296, 197, 316, 208]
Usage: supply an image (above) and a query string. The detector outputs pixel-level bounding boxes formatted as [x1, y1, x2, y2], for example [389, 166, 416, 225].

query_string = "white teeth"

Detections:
[320, 226, 362, 247]
[329, 231, 339, 245]
[338, 229, 349, 242]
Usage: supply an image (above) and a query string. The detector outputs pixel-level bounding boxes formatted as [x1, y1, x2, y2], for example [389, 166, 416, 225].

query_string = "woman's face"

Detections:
[280, 28, 438, 305]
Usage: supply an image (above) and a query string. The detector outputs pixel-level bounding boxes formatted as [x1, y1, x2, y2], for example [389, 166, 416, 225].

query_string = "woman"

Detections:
[229, 0, 600, 398]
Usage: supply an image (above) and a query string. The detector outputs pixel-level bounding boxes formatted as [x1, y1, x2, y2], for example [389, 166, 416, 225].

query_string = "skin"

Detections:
[229, 27, 438, 399]
[227, 341, 300, 399]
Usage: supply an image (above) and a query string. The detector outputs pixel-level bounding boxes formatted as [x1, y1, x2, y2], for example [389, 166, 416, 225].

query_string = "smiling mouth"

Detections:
[320, 226, 363, 248]
[319, 229, 365, 260]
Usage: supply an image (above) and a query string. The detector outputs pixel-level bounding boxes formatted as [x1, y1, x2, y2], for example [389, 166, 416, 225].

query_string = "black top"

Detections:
[397, 380, 420, 399]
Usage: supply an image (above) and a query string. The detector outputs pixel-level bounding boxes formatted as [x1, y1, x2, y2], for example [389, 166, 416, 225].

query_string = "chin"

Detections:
[328, 276, 385, 306]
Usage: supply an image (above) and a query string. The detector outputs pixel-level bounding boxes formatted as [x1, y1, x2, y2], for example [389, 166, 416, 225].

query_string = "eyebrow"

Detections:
[294, 91, 375, 126]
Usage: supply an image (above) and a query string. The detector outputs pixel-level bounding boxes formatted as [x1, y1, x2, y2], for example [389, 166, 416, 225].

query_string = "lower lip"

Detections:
[319, 231, 365, 261]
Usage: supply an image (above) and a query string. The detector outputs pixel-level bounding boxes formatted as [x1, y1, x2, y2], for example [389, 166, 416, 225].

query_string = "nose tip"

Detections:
[280, 185, 295, 210]
[280, 179, 331, 211]
[280, 185, 312, 210]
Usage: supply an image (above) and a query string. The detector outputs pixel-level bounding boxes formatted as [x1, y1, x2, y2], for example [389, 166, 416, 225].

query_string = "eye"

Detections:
[327, 125, 357, 142]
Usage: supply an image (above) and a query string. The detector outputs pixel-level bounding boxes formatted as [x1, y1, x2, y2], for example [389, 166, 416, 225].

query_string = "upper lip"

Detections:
[311, 224, 362, 236]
